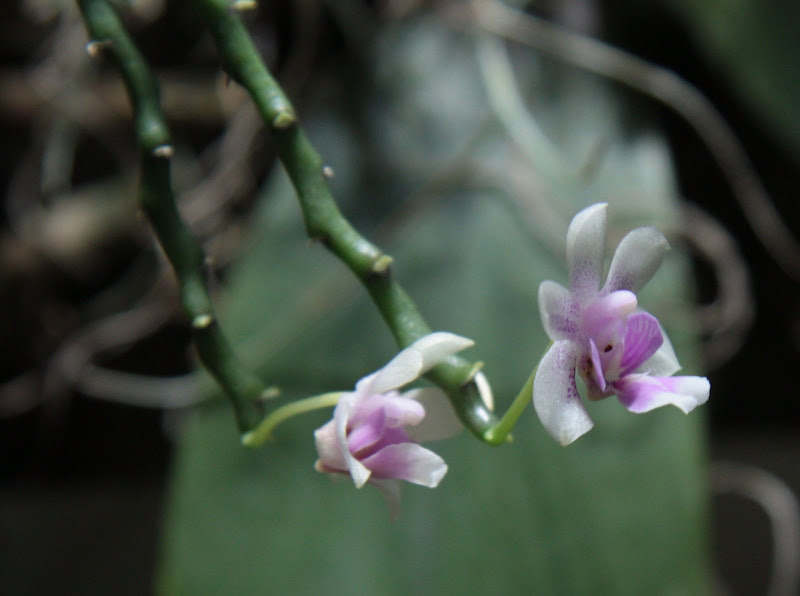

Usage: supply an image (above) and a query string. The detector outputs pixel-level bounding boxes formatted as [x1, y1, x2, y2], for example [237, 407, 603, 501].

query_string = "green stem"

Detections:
[241, 392, 343, 448]
[76, 0, 267, 432]
[483, 364, 537, 445]
[194, 0, 499, 439]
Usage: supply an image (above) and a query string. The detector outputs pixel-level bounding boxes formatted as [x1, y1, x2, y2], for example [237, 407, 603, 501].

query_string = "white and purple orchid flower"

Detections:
[314, 332, 475, 515]
[533, 203, 709, 445]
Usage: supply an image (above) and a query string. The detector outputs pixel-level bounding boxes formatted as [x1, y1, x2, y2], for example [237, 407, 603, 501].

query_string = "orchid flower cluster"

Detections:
[305, 203, 709, 512]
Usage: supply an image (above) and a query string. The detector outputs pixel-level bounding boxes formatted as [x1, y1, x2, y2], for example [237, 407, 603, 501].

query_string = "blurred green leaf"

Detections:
[158, 19, 710, 595]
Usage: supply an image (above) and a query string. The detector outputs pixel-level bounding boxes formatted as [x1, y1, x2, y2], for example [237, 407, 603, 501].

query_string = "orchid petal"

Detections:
[604, 226, 670, 293]
[533, 340, 594, 445]
[639, 327, 681, 376]
[538, 280, 579, 339]
[313, 419, 347, 473]
[362, 442, 448, 488]
[615, 374, 710, 414]
[582, 290, 637, 340]
[367, 332, 474, 394]
[404, 387, 463, 442]
[350, 392, 425, 430]
[334, 393, 371, 488]
[371, 479, 402, 520]
[589, 339, 607, 391]
[567, 203, 607, 300]
[620, 311, 663, 374]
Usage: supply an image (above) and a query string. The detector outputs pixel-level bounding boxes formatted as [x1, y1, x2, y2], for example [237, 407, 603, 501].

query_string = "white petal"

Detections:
[639, 327, 681, 376]
[566, 203, 607, 300]
[404, 387, 463, 442]
[533, 340, 594, 445]
[604, 226, 670, 293]
[368, 332, 474, 394]
[313, 419, 347, 473]
[410, 332, 475, 373]
[538, 280, 579, 340]
[334, 393, 371, 488]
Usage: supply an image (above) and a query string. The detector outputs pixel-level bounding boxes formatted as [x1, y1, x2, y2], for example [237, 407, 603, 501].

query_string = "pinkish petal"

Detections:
[538, 280, 579, 339]
[615, 374, 710, 414]
[346, 407, 389, 456]
[404, 387, 462, 442]
[638, 328, 681, 376]
[604, 226, 670, 293]
[567, 203, 607, 301]
[589, 339, 607, 392]
[581, 290, 637, 340]
[619, 311, 663, 374]
[350, 392, 425, 430]
[362, 443, 448, 488]
[533, 340, 594, 445]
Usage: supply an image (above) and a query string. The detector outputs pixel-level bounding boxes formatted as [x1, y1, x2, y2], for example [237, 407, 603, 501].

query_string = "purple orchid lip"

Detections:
[533, 203, 709, 446]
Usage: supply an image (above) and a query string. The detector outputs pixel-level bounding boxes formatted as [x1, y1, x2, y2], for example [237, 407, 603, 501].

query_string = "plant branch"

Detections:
[193, 0, 500, 438]
[76, 0, 268, 432]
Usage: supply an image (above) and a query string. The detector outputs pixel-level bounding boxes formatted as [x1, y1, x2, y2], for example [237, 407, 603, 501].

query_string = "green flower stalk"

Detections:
[193, 0, 502, 440]
[76, 0, 268, 432]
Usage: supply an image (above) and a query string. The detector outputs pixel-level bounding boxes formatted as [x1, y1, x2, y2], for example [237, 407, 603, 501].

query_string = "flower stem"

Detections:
[241, 392, 343, 448]
[76, 0, 268, 432]
[193, 0, 499, 439]
[482, 365, 537, 445]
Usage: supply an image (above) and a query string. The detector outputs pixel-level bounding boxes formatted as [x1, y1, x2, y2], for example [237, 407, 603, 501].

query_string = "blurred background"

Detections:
[1, 0, 799, 594]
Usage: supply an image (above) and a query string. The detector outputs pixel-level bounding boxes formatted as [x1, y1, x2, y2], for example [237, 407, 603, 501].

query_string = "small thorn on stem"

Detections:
[271, 110, 297, 130]
[152, 144, 174, 158]
[463, 361, 485, 385]
[192, 313, 214, 329]
[259, 386, 281, 401]
[232, 0, 258, 10]
[85, 39, 113, 58]
[371, 254, 393, 274]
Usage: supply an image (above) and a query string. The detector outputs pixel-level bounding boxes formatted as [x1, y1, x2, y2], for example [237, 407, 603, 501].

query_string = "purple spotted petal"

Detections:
[615, 374, 710, 414]
[604, 226, 670, 293]
[538, 280, 579, 340]
[619, 311, 663, 374]
[533, 340, 594, 445]
[362, 443, 448, 487]
[566, 203, 607, 301]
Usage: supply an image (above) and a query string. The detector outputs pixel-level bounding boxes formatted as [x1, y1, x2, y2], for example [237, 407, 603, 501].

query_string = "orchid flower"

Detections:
[533, 203, 709, 445]
[314, 332, 477, 515]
